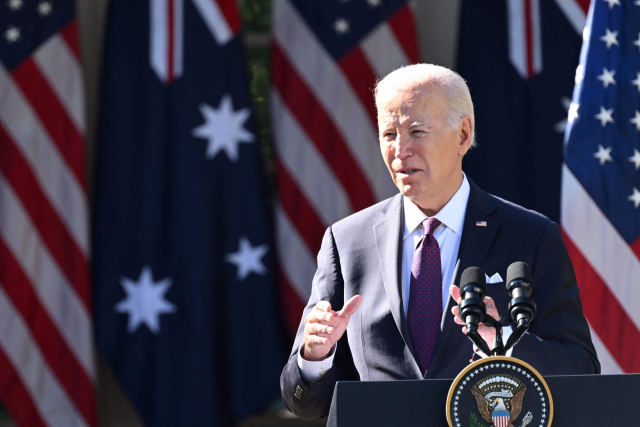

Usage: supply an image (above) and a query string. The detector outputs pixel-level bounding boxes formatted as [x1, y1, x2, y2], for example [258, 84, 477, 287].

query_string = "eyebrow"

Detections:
[410, 121, 427, 127]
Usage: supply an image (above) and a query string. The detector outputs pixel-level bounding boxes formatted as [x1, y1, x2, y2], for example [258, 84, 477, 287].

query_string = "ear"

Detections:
[457, 116, 473, 156]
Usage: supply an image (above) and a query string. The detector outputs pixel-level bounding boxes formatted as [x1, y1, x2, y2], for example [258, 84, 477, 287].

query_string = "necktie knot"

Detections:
[423, 218, 441, 236]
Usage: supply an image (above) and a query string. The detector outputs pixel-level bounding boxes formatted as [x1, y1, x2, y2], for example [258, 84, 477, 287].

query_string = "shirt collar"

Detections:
[403, 173, 471, 239]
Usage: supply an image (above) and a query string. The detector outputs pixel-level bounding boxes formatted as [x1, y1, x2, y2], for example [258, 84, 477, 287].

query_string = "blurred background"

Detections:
[0, 0, 638, 425]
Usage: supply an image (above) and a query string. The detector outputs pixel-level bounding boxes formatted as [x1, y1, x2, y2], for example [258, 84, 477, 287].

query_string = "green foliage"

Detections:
[240, 0, 273, 32]
[470, 412, 487, 427]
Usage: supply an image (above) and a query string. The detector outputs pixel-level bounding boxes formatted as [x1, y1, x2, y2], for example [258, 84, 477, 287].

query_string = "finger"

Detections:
[484, 296, 499, 318]
[306, 323, 334, 336]
[450, 285, 461, 303]
[338, 295, 363, 318]
[305, 310, 340, 325]
[315, 301, 332, 313]
[305, 335, 329, 346]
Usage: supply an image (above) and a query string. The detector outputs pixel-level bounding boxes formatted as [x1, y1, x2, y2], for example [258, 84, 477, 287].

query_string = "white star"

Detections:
[632, 73, 640, 94]
[601, 28, 619, 49]
[37, 1, 53, 16]
[4, 26, 20, 43]
[636, 0, 640, 5]
[334, 18, 350, 34]
[603, 0, 621, 8]
[594, 145, 613, 165]
[554, 97, 572, 133]
[7, 0, 22, 11]
[634, 33, 640, 52]
[630, 188, 640, 208]
[631, 111, 640, 131]
[568, 102, 580, 124]
[225, 236, 268, 280]
[597, 67, 616, 88]
[629, 149, 640, 169]
[595, 106, 614, 127]
[367, 0, 382, 6]
[114, 266, 177, 334]
[191, 95, 254, 162]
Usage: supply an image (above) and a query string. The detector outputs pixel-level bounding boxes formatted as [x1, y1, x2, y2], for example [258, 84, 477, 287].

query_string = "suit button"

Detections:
[294, 385, 304, 400]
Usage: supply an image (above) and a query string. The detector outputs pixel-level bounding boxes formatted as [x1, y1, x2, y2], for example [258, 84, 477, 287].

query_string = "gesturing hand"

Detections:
[302, 295, 363, 361]
[449, 285, 499, 350]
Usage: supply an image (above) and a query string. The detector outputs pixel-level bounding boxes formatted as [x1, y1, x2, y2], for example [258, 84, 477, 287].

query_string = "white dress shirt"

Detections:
[298, 174, 508, 381]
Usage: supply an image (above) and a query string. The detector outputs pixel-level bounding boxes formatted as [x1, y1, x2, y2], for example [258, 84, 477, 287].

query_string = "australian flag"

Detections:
[458, 0, 589, 222]
[93, 0, 284, 426]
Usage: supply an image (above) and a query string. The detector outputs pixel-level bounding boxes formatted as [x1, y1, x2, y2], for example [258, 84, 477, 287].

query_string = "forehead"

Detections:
[376, 83, 446, 125]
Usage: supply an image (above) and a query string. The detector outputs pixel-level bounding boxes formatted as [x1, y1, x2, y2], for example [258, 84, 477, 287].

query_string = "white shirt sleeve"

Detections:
[297, 344, 337, 382]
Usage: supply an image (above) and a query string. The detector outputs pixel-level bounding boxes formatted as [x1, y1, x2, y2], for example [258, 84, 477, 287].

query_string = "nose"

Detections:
[394, 134, 412, 159]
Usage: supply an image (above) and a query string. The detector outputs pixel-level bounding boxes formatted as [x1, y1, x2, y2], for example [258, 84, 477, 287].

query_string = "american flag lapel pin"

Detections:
[476, 221, 487, 227]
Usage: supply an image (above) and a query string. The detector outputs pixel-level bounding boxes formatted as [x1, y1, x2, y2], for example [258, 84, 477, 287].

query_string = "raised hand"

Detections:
[449, 285, 499, 349]
[302, 295, 363, 361]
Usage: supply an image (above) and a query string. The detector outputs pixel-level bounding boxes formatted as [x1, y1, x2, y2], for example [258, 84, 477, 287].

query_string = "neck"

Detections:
[410, 171, 463, 217]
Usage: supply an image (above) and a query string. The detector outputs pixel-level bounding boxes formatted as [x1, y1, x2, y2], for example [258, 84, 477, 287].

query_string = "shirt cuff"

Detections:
[473, 326, 515, 358]
[297, 344, 337, 382]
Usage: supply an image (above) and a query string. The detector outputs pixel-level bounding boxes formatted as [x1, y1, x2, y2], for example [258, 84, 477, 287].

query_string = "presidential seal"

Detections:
[446, 356, 553, 427]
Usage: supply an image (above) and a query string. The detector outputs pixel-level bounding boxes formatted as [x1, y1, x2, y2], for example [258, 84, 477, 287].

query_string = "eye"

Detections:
[382, 131, 396, 140]
[411, 129, 426, 137]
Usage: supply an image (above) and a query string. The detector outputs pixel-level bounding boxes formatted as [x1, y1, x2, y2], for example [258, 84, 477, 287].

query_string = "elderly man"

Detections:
[280, 64, 599, 419]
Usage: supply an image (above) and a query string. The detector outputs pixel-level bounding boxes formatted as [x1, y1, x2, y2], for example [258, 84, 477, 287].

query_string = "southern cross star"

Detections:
[192, 95, 254, 162]
[225, 236, 269, 280]
[114, 265, 177, 334]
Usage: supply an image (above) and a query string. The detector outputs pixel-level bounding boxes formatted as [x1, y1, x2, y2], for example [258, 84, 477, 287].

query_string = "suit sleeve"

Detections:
[280, 227, 360, 420]
[511, 221, 601, 375]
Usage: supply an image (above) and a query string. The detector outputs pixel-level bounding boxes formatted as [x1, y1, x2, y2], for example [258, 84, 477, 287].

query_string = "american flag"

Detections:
[0, 0, 95, 426]
[562, 0, 640, 374]
[271, 0, 419, 334]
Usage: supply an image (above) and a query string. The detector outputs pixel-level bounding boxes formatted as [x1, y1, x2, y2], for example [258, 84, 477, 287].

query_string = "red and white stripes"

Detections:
[562, 165, 640, 374]
[150, 0, 242, 83]
[271, 0, 418, 334]
[0, 21, 95, 427]
[507, 0, 543, 79]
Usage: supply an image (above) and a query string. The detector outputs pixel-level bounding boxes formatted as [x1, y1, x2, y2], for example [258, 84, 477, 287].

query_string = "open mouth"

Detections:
[397, 169, 419, 175]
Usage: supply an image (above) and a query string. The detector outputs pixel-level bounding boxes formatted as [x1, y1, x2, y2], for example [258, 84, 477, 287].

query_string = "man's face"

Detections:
[377, 82, 471, 211]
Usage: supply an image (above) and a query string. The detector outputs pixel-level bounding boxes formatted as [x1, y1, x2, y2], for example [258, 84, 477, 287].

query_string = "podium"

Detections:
[327, 374, 640, 426]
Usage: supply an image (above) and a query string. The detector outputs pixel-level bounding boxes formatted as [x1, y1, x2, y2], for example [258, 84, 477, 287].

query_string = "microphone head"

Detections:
[460, 266, 487, 294]
[506, 262, 532, 285]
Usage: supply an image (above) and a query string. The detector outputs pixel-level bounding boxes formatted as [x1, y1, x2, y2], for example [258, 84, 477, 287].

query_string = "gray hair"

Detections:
[374, 64, 476, 148]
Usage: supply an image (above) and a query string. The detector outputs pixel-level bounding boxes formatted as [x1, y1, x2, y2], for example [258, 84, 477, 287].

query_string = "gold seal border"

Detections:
[445, 356, 554, 427]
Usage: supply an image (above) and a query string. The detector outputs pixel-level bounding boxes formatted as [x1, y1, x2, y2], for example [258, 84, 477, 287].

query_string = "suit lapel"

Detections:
[373, 195, 418, 362]
[428, 179, 500, 376]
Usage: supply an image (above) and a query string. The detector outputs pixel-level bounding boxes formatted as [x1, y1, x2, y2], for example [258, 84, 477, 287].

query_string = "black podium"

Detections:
[327, 374, 640, 426]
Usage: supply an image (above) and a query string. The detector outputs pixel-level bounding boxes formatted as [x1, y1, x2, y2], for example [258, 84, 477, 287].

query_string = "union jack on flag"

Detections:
[270, 0, 419, 334]
[0, 0, 95, 426]
[562, 0, 640, 374]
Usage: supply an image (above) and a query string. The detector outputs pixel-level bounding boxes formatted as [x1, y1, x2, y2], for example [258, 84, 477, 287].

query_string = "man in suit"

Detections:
[281, 64, 599, 419]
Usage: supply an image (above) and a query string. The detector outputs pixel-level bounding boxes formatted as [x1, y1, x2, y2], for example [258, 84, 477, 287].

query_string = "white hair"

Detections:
[374, 64, 476, 147]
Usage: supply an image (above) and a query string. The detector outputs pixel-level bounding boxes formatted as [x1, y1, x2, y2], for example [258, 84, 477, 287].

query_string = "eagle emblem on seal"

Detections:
[471, 375, 527, 427]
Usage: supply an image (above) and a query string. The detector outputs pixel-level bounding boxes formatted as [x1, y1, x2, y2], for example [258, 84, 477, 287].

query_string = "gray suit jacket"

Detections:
[281, 180, 599, 419]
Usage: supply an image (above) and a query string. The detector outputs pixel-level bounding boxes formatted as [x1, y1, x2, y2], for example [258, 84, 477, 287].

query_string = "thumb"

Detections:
[450, 285, 461, 303]
[338, 295, 363, 318]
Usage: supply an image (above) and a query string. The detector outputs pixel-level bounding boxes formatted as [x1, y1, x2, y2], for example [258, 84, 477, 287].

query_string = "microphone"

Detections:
[459, 266, 492, 356]
[459, 267, 487, 335]
[506, 262, 537, 329]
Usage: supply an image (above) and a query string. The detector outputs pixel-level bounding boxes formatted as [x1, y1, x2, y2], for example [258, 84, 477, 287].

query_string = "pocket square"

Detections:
[484, 272, 503, 284]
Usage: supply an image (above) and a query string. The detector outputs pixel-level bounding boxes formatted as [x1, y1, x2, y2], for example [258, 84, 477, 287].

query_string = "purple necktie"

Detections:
[407, 217, 442, 374]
